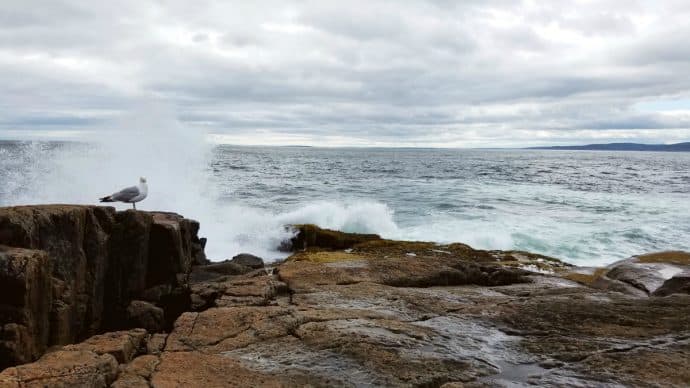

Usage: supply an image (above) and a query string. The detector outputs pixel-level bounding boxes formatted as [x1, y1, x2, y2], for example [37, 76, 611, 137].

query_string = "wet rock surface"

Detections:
[564, 250, 690, 298]
[1, 222, 689, 387]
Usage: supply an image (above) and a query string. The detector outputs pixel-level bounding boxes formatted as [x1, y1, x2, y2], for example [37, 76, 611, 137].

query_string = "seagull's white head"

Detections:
[139, 177, 147, 184]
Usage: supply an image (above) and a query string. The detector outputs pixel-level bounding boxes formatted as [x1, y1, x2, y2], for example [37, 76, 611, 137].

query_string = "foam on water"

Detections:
[369, 177, 689, 266]
[276, 201, 399, 236]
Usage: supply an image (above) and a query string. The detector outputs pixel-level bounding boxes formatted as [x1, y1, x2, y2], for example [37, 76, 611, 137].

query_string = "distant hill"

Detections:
[527, 142, 690, 152]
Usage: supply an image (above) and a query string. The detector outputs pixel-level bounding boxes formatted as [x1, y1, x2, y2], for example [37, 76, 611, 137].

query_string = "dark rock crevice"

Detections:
[0, 205, 206, 369]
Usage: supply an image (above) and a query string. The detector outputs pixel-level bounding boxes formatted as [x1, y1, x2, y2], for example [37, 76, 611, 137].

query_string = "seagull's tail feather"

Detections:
[99, 196, 114, 202]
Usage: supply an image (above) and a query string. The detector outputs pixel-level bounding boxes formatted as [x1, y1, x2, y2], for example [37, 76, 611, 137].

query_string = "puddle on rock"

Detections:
[413, 315, 606, 387]
[412, 316, 528, 367]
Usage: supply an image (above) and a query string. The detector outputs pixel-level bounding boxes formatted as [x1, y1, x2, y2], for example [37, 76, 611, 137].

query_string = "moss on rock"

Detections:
[288, 250, 372, 263]
[635, 251, 690, 265]
[285, 225, 574, 274]
[562, 268, 609, 285]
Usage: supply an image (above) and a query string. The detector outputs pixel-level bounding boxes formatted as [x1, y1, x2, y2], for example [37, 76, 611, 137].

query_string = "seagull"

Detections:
[99, 177, 148, 210]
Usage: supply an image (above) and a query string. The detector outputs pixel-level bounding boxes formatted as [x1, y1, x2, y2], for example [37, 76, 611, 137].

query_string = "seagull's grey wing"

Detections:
[111, 186, 140, 202]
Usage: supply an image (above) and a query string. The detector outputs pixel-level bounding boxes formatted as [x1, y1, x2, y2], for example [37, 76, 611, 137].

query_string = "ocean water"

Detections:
[1, 139, 689, 267]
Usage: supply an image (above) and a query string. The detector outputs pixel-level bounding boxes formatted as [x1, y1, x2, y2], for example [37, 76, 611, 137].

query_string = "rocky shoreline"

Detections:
[1, 206, 689, 387]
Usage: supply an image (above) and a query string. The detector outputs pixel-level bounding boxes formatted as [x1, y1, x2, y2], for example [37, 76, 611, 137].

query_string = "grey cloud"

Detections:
[0, 1, 689, 146]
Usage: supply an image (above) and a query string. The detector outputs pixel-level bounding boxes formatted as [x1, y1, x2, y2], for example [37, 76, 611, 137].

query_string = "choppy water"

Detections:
[1, 139, 689, 266]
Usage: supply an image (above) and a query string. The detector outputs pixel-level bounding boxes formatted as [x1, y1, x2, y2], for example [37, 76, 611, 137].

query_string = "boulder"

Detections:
[230, 253, 265, 269]
[562, 268, 648, 297]
[605, 252, 690, 295]
[653, 270, 690, 296]
[606, 263, 666, 294]
[287, 224, 381, 251]
[126, 301, 165, 333]
[561, 252, 690, 298]
[189, 260, 254, 283]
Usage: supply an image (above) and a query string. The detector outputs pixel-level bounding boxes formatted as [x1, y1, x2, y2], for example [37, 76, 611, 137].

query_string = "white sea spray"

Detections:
[2, 116, 689, 264]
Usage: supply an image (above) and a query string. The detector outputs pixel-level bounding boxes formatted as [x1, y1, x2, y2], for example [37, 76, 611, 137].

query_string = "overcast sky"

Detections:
[1, 0, 690, 147]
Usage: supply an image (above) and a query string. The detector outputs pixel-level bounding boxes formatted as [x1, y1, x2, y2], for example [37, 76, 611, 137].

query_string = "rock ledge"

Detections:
[2, 219, 689, 387]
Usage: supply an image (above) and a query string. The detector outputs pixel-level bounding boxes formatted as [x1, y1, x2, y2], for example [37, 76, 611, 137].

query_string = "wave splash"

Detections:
[2, 131, 674, 266]
[0, 108, 403, 261]
[277, 201, 399, 236]
[4, 107, 688, 265]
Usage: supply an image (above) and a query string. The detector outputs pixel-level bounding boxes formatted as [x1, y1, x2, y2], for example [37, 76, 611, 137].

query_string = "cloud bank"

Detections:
[1, 0, 690, 147]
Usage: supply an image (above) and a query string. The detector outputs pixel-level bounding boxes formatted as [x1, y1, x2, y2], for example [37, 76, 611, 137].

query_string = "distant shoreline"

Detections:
[526, 142, 690, 152]
[2, 139, 689, 152]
